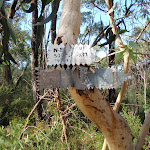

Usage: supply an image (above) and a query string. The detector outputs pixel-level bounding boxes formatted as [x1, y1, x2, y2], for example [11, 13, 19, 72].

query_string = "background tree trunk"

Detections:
[31, 0, 43, 124]
[51, 0, 60, 44]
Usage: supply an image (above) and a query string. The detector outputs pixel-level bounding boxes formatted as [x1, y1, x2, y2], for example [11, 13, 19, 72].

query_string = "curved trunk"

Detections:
[55, 0, 134, 149]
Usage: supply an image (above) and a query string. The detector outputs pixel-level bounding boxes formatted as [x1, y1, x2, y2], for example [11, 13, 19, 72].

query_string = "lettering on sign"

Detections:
[47, 44, 96, 65]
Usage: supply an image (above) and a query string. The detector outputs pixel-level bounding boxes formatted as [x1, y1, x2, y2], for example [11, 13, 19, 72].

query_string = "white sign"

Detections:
[47, 44, 96, 65]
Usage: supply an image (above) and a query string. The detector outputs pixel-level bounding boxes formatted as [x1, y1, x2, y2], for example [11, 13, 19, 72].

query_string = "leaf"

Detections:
[105, 27, 112, 39]
[7, 52, 17, 64]
[118, 30, 127, 35]
[6, 60, 9, 65]
[7, 19, 16, 44]
[21, 2, 36, 13]
[129, 49, 135, 64]
[46, 0, 53, 5]
[129, 41, 138, 50]
[115, 51, 124, 64]
[3, 61, 7, 65]
[120, 45, 128, 49]
[35, 1, 59, 25]
[40, 0, 53, 17]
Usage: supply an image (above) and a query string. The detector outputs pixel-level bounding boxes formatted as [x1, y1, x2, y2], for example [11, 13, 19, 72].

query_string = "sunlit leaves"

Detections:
[129, 41, 138, 50]
[115, 50, 125, 64]
[115, 41, 138, 65]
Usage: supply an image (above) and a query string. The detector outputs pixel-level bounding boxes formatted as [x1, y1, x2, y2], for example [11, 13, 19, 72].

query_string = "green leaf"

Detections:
[129, 41, 138, 50]
[21, 2, 36, 13]
[105, 27, 112, 39]
[40, 0, 53, 17]
[129, 49, 135, 64]
[46, 0, 53, 5]
[118, 30, 127, 35]
[3, 61, 7, 65]
[6, 60, 9, 65]
[0, 66, 2, 71]
[35, 1, 59, 25]
[120, 45, 128, 49]
[7, 52, 17, 64]
[7, 19, 16, 44]
[115, 51, 124, 64]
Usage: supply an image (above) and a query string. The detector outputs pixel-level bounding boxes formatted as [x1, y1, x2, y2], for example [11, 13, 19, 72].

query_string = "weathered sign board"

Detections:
[36, 44, 129, 90]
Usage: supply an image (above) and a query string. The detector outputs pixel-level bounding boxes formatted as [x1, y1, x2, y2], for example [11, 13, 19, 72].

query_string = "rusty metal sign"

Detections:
[36, 66, 129, 90]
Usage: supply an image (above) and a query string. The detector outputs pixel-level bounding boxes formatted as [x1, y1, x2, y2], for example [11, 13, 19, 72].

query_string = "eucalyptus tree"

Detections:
[54, 0, 150, 150]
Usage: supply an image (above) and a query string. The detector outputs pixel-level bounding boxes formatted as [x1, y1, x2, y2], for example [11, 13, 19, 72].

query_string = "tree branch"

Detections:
[135, 109, 150, 150]
[8, 0, 18, 19]
[134, 20, 150, 43]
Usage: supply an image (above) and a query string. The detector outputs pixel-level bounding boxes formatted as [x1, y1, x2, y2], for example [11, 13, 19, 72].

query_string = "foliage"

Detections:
[120, 106, 142, 143]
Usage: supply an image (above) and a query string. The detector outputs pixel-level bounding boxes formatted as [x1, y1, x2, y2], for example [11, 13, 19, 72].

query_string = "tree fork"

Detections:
[55, 0, 134, 149]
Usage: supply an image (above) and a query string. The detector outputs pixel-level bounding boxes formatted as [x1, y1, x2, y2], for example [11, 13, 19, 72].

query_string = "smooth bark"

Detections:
[55, 0, 135, 149]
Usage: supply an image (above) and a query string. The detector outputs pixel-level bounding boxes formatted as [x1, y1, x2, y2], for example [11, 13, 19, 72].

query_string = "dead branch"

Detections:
[18, 89, 51, 140]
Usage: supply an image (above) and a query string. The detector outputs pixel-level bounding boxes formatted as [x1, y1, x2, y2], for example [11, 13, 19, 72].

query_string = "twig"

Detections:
[95, 51, 150, 63]
[56, 89, 70, 150]
[134, 20, 150, 43]
[95, 50, 121, 63]
[18, 89, 51, 140]
[91, 0, 107, 12]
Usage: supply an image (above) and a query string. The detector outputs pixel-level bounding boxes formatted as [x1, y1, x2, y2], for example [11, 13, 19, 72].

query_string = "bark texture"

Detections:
[51, 0, 60, 44]
[31, 0, 43, 123]
[56, 0, 134, 149]
[55, 0, 81, 45]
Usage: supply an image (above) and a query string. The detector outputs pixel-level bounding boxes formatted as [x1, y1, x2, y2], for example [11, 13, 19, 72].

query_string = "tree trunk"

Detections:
[51, 0, 60, 44]
[55, 0, 134, 149]
[31, 0, 43, 124]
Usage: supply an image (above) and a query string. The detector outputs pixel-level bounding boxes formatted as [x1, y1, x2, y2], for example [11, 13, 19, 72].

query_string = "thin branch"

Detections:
[95, 51, 150, 63]
[18, 89, 51, 140]
[91, 0, 107, 12]
[91, 3, 134, 48]
[8, 0, 18, 19]
[134, 20, 150, 43]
